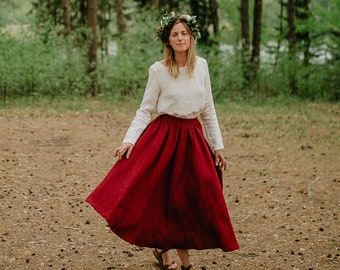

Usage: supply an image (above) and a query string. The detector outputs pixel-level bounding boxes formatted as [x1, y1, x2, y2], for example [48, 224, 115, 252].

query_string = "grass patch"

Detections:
[1, 96, 338, 124]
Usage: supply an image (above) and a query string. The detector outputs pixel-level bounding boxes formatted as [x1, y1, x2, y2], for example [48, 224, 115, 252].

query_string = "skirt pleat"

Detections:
[86, 114, 239, 252]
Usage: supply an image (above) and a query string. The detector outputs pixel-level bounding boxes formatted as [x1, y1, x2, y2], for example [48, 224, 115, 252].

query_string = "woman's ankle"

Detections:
[176, 249, 190, 268]
[161, 250, 173, 265]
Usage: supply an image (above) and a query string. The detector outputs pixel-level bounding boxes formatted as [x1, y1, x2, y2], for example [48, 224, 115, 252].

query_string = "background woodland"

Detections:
[0, 0, 339, 102]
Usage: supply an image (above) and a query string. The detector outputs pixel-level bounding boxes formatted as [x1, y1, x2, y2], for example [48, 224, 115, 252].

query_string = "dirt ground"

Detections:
[0, 102, 339, 270]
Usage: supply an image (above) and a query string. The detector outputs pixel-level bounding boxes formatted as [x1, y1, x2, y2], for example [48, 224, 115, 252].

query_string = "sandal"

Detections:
[165, 263, 177, 270]
[153, 249, 177, 270]
[181, 264, 192, 270]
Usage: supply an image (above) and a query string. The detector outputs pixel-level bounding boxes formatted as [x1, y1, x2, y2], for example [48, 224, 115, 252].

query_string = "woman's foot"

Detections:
[153, 249, 177, 270]
[181, 264, 192, 270]
[165, 262, 177, 270]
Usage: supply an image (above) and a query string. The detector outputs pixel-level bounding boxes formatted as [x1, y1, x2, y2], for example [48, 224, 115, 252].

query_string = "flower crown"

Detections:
[156, 11, 201, 43]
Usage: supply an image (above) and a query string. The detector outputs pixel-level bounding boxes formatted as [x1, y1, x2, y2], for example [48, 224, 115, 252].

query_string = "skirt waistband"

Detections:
[157, 114, 198, 124]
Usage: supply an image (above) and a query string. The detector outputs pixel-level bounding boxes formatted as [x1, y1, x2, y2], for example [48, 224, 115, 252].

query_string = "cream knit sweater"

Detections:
[123, 57, 224, 150]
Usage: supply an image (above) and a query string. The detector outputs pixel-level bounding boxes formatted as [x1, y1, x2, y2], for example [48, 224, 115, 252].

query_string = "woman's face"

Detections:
[168, 22, 191, 53]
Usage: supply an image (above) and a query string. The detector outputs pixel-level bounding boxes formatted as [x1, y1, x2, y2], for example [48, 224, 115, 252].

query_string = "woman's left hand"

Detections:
[214, 149, 227, 170]
[114, 142, 134, 160]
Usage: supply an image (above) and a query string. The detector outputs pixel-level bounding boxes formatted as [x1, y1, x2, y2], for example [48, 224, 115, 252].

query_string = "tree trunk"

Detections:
[79, 0, 87, 26]
[139, 0, 149, 7]
[209, 0, 219, 36]
[190, 0, 210, 44]
[114, 0, 126, 37]
[87, 0, 98, 96]
[153, 0, 160, 8]
[274, 0, 285, 67]
[167, 0, 180, 10]
[287, 0, 296, 59]
[240, 0, 250, 85]
[296, 0, 311, 65]
[240, 0, 250, 51]
[250, 0, 263, 80]
[287, 0, 298, 95]
[61, 0, 71, 34]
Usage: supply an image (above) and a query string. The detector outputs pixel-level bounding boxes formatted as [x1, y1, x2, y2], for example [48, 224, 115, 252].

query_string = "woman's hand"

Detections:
[114, 142, 134, 160]
[214, 149, 227, 170]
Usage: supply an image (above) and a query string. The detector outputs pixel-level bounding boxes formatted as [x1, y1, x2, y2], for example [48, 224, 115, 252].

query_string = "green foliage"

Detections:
[217, 0, 339, 101]
[0, 29, 91, 101]
[98, 10, 162, 99]
[198, 45, 245, 100]
[0, 0, 32, 26]
[0, 1, 338, 104]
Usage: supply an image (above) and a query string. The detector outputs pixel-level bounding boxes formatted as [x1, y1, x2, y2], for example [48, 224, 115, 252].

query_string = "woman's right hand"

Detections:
[114, 142, 134, 160]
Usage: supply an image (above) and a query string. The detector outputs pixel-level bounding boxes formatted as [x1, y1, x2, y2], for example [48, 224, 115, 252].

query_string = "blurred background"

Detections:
[0, 0, 339, 103]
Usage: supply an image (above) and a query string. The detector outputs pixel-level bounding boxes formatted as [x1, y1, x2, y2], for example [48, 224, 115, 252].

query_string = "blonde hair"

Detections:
[163, 22, 197, 79]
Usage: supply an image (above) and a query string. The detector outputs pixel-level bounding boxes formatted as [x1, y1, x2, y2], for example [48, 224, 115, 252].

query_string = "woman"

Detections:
[86, 11, 239, 270]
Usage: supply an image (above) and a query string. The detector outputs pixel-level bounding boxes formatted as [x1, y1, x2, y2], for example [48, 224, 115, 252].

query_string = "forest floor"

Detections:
[0, 100, 339, 270]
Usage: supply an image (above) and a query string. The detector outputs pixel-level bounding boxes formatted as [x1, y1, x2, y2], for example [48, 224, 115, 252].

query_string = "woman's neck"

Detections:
[174, 52, 187, 67]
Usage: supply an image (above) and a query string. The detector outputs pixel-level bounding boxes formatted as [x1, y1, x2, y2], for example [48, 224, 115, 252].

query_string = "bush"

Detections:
[0, 28, 91, 101]
[1, 8, 338, 104]
[98, 10, 162, 99]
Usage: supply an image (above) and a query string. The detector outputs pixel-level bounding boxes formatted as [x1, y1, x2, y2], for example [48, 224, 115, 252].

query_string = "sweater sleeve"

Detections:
[200, 59, 224, 150]
[122, 65, 160, 145]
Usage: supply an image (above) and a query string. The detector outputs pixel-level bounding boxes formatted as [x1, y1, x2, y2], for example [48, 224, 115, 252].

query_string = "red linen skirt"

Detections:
[86, 114, 239, 252]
